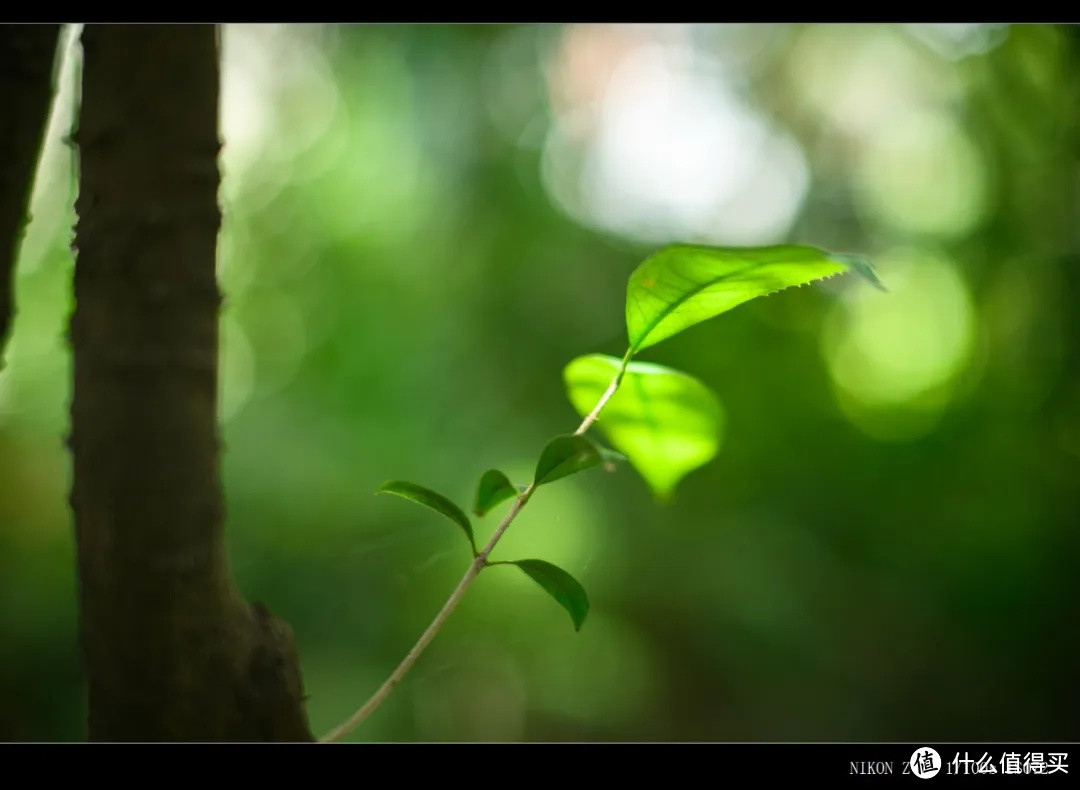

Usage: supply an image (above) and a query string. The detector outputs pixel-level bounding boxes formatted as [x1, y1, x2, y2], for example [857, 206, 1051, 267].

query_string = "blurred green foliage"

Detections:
[1, 23, 1078, 741]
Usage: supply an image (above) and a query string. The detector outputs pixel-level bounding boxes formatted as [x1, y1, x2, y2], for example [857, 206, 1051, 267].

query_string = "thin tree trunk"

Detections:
[70, 24, 312, 741]
[0, 25, 61, 360]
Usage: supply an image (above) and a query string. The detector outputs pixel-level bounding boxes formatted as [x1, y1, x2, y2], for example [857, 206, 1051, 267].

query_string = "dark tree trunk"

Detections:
[0, 25, 61, 360]
[70, 24, 312, 741]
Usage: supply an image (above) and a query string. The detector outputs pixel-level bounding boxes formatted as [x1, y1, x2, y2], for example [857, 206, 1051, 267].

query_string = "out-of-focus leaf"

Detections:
[533, 434, 624, 487]
[626, 244, 884, 354]
[473, 469, 523, 517]
[564, 354, 723, 500]
[376, 480, 476, 555]
[510, 559, 589, 631]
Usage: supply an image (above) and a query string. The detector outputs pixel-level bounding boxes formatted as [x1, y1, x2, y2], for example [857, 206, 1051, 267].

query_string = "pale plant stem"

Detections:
[319, 489, 532, 743]
[319, 362, 627, 743]
[573, 372, 620, 437]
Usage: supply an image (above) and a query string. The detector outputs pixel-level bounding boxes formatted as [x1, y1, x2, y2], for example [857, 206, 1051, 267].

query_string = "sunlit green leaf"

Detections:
[534, 434, 625, 487]
[626, 244, 884, 355]
[564, 354, 723, 500]
[376, 480, 477, 555]
[510, 559, 589, 631]
[473, 469, 523, 517]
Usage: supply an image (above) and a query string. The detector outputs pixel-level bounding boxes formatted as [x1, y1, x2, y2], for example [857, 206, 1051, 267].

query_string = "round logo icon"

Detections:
[910, 747, 941, 779]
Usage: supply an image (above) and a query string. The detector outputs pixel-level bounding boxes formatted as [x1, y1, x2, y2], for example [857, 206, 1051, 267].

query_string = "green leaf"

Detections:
[534, 434, 625, 487]
[510, 559, 589, 631]
[626, 244, 884, 355]
[376, 480, 477, 555]
[564, 354, 723, 500]
[473, 469, 523, 517]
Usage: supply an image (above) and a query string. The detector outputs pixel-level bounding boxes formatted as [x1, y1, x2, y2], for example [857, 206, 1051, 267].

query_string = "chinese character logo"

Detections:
[911, 747, 941, 779]
[1001, 752, 1022, 775]
[1020, 752, 1069, 775]
[949, 751, 1000, 775]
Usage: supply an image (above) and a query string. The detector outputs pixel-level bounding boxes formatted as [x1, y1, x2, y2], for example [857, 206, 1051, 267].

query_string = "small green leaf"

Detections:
[473, 469, 523, 517]
[510, 559, 589, 631]
[534, 434, 624, 487]
[376, 480, 477, 555]
[564, 354, 722, 500]
[626, 244, 884, 355]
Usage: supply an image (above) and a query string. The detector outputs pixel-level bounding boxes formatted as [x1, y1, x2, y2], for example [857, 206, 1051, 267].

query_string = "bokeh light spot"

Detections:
[822, 249, 977, 439]
[788, 26, 960, 137]
[855, 111, 988, 239]
[542, 28, 808, 246]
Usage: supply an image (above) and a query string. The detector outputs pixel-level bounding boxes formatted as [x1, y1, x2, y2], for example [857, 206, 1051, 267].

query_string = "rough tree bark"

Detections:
[70, 24, 312, 741]
[0, 25, 61, 360]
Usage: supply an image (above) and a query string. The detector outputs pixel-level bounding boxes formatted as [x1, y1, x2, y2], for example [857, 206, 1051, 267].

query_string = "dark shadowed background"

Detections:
[1, 23, 1078, 741]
